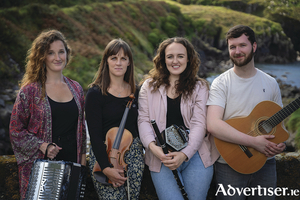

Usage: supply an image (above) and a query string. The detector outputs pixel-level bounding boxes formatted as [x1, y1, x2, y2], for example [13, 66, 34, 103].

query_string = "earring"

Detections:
[43, 63, 46, 68]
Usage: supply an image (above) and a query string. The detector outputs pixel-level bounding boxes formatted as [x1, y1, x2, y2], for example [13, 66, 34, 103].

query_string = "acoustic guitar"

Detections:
[214, 97, 300, 174]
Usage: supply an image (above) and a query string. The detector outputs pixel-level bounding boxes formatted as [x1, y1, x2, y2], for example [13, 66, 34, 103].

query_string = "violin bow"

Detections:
[151, 120, 189, 200]
[125, 94, 134, 200]
[124, 167, 130, 200]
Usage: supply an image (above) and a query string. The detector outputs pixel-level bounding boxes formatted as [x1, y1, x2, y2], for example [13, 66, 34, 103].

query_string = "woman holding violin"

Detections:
[85, 38, 144, 200]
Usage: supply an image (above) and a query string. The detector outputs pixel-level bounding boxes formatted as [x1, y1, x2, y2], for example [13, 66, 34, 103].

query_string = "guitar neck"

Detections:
[266, 97, 300, 128]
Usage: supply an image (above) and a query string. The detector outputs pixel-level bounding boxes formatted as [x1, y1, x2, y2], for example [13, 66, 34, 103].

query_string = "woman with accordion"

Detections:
[9, 30, 86, 200]
[138, 37, 219, 200]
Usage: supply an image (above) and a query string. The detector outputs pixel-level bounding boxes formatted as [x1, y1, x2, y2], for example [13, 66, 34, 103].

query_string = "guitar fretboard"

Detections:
[265, 97, 300, 128]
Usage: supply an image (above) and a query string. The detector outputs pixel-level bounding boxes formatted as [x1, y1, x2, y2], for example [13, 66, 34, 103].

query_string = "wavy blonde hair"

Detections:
[140, 37, 208, 99]
[20, 29, 72, 98]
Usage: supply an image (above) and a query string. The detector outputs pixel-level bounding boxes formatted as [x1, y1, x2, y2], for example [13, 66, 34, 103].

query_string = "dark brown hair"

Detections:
[89, 38, 136, 95]
[226, 25, 256, 45]
[140, 37, 208, 99]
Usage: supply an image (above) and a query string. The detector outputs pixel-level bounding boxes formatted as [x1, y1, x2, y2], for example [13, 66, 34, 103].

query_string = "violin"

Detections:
[93, 94, 135, 186]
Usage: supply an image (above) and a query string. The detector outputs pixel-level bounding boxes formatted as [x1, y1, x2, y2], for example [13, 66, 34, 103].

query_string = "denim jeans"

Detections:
[214, 158, 277, 200]
[150, 152, 213, 200]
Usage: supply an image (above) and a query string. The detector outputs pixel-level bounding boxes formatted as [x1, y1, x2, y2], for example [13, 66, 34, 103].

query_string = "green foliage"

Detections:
[0, 0, 96, 8]
[148, 32, 160, 48]
[176, 1, 287, 39]
[193, 18, 206, 33]
[286, 108, 300, 150]
[180, 0, 191, 5]
[160, 15, 180, 37]
[1, 0, 294, 91]
[167, 15, 179, 27]
[182, 16, 195, 35]
[253, 21, 268, 35]
[262, 0, 300, 20]
[150, 22, 157, 29]
[195, 0, 214, 5]
[127, 4, 139, 19]
[63, 55, 100, 90]
[169, 4, 182, 15]
[270, 22, 282, 34]
[0, 20, 31, 68]
[2, 1, 196, 88]
[163, 22, 178, 37]
[186, 0, 300, 21]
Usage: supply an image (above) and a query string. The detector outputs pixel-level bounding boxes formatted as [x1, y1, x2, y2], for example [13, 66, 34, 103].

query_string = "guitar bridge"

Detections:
[239, 145, 253, 158]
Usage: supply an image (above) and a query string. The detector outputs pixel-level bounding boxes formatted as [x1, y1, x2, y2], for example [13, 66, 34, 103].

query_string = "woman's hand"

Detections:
[39, 142, 62, 159]
[148, 142, 187, 170]
[81, 154, 86, 166]
[148, 142, 168, 161]
[161, 152, 187, 170]
[103, 167, 127, 187]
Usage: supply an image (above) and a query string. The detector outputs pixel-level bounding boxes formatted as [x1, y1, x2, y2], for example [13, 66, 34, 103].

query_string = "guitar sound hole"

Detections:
[258, 120, 272, 135]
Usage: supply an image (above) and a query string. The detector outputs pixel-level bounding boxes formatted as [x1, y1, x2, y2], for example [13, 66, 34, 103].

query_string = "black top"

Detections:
[48, 97, 78, 163]
[85, 86, 139, 170]
[166, 95, 187, 130]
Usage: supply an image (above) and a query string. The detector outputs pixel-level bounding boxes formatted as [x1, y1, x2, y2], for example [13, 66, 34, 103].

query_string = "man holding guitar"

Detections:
[207, 25, 287, 199]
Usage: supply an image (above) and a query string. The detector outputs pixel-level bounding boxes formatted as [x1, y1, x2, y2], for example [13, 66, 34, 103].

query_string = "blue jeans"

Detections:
[150, 152, 213, 200]
[214, 158, 277, 200]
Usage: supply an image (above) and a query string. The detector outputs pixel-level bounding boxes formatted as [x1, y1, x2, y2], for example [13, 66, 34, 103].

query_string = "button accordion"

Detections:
[25, 159, 86, 200]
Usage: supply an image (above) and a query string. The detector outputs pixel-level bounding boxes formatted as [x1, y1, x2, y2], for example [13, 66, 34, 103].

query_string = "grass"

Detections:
[286, 108, 300, 150]
[0, 0, 297, 90]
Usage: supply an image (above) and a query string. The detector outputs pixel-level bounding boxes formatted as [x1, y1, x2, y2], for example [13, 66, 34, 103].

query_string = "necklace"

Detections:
[111, 84, 126, 97]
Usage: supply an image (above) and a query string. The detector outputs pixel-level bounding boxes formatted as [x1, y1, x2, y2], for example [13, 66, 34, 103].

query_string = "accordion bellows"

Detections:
[25, 159, 86, 200]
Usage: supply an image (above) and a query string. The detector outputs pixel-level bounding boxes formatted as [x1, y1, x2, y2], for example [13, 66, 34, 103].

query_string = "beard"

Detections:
[230, 48, 254, 67]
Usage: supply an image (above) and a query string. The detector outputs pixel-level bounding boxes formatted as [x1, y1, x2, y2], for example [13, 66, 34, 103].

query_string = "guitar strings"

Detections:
[237, 98, 300, 153]
[243, 99, 300, 137]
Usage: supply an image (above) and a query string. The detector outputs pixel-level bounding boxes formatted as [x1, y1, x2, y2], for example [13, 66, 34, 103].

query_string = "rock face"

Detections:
[211, 0, 300, 54]
[195, 33, 296, 77]
[254, 33, 297, 64]
[0, 153, 299, 200]
[0, 87, 17, 156]
[275, 152, 300, 199]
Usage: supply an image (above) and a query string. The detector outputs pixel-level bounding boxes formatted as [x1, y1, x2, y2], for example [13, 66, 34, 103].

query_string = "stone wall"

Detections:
[0, 152, 299, 200]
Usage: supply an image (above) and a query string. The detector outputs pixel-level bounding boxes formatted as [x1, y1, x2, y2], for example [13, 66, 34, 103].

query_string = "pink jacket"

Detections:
[138, 79, 219, 172]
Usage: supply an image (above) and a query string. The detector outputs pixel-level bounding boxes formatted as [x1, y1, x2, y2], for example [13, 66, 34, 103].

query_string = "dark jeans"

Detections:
[214, 158, 276, 200]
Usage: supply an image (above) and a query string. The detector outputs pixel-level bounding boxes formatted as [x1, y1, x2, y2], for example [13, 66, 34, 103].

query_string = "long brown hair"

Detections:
[89, 38, 136, 95]
[141, 37, 208, 99]
[20, 29, 72, 98]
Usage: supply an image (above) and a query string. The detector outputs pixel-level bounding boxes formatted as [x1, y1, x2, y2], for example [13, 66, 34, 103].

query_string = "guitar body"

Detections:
[214, 101, 289, 174]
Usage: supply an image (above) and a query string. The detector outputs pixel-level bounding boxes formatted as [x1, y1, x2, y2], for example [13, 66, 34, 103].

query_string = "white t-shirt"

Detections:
[207, 67, 282, 163]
